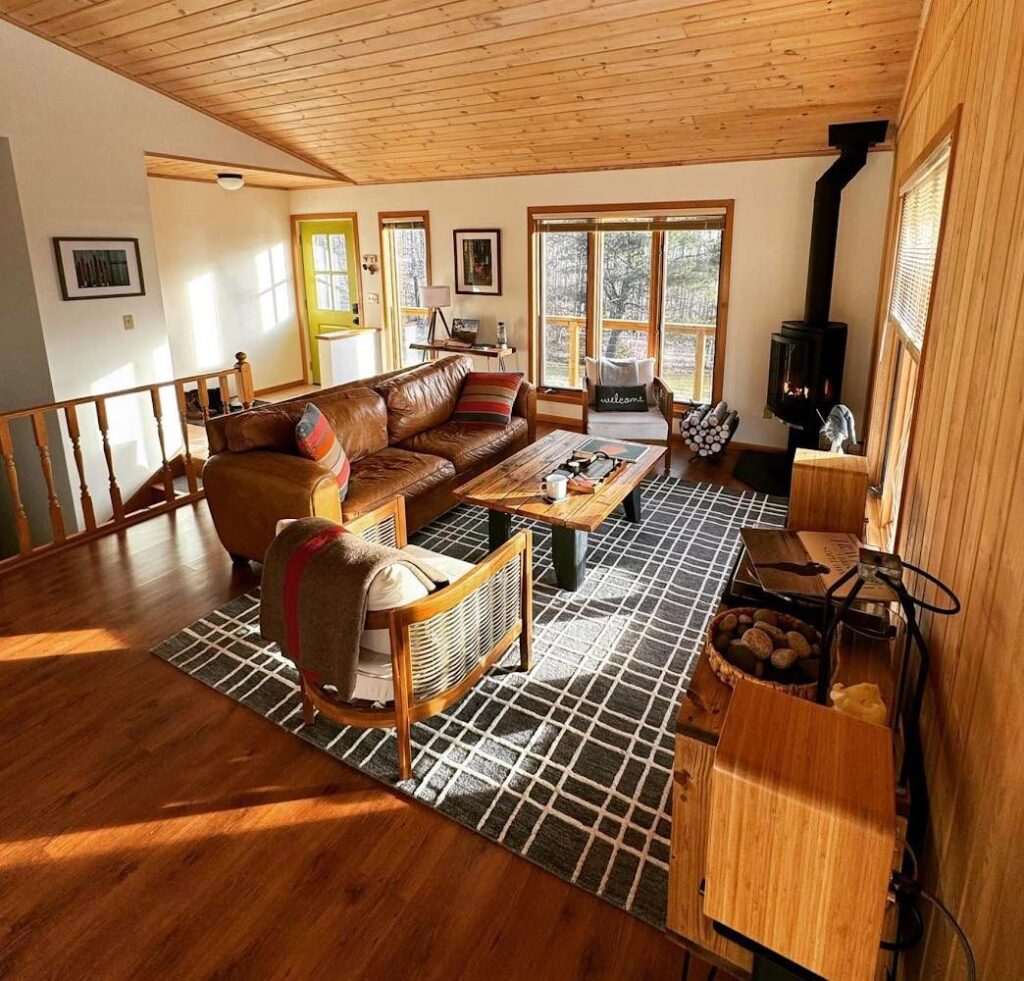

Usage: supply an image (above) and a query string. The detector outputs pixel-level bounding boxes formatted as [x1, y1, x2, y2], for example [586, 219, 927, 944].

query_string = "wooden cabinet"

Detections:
[788, 448, 869, 537]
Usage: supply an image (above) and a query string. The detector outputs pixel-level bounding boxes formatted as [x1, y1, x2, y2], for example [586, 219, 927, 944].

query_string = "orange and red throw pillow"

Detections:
[453, 372, 522, 427]
[295, 403, 350, 500]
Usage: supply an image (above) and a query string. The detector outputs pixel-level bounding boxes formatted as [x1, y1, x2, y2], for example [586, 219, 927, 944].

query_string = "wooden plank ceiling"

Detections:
[1, 0, 922, 184]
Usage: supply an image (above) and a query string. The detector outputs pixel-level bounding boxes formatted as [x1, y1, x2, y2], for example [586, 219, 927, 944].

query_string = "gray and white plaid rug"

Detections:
[153, 477, 786, 927]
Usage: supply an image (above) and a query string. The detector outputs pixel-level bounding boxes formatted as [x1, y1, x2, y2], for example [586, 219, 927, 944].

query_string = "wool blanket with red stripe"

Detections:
[260, 517, 446, 700]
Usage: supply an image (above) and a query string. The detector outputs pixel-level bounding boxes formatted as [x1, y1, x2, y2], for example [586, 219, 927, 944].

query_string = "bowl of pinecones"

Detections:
[705, 607, 823, 700]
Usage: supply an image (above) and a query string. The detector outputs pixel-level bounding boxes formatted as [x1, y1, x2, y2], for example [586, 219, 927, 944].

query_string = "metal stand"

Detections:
[426, 306, 450, 343]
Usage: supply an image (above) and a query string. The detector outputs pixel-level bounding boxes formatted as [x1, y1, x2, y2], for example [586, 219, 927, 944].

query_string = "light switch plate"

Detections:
[123, 314, 135, 330]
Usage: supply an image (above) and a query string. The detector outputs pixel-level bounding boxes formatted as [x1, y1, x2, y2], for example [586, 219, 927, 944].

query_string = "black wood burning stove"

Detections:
[736, 119, 888, 495]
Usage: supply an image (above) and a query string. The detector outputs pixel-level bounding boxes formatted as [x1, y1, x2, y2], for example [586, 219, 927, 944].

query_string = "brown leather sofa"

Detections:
[203, 356, 536, 562]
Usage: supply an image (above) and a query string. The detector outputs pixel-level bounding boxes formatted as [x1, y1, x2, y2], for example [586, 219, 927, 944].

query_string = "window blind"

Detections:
[889, 141, 951, 352]
[381, 217, 425, 231]
[533, 211, 726, 233]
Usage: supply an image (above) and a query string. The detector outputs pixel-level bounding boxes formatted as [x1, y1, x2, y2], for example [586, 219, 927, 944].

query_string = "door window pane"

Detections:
[314, 273, 332, 310]
[331, 273, 350, 310]
[312, 234, 330, 273]
[540, 231, 589, 388]
[329, 234, 347, 272]
[661, 229, 722, 402]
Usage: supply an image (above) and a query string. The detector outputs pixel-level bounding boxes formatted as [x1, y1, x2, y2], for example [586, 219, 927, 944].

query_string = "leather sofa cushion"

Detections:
[400, 416, 528, 474]
[224, 387, 388, 461]
[373, 355, 472, 443]
[342, 448, 455, 519]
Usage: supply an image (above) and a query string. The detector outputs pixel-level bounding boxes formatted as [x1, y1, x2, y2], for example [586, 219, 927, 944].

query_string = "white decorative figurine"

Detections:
[820, 404, 857, 454]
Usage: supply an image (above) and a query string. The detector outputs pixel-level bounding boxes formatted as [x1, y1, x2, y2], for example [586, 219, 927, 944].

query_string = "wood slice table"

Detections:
[453, 429, 666, 590]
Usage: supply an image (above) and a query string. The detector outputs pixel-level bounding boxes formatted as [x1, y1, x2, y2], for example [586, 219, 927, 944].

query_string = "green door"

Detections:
[299, 218, 361, 382]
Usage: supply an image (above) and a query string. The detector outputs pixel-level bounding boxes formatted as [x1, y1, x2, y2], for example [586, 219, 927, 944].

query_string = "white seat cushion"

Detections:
[355, 544, 474, 703]
[587, 406, 667, 441]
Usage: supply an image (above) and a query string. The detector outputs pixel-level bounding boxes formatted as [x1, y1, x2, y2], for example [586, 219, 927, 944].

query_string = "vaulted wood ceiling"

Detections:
[2, 0, 922, 184]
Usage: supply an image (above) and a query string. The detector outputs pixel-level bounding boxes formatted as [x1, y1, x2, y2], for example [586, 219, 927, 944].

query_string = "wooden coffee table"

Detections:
[453, 429, 667, 590]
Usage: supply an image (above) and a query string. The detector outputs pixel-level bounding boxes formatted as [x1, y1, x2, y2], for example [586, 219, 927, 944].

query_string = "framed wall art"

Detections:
[453, 228, 501, 295]
[53, 237, 145, 300]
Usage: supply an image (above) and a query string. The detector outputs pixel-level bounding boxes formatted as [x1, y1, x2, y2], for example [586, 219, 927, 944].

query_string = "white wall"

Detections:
[0, 20, 328, 519]
[0, 21, 327, 404]
[290, 152, 892, 447]
[148, 179, 303, 392]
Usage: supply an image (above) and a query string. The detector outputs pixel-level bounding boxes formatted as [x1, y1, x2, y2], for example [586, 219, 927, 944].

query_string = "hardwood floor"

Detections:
[0, 446, 744, 980]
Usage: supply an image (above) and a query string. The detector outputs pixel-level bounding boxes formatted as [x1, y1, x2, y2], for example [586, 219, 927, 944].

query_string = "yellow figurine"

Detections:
[830, 682, 888, 727]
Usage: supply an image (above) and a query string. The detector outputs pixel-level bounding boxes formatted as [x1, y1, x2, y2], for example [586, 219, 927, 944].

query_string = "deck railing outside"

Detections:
[540, 315, 715, 401]
[0, 353, 254, 573]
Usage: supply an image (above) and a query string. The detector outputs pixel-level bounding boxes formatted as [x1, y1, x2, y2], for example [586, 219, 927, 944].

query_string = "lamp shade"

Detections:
[418, 285, 451, 308]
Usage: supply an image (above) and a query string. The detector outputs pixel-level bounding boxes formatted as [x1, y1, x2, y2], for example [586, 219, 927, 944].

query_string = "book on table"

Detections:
[739, 529, 895, 603]
[574, 437, 649, 463]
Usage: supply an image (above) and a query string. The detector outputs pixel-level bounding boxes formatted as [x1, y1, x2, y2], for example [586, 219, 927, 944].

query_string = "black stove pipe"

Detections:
[803, 120, 889, 326]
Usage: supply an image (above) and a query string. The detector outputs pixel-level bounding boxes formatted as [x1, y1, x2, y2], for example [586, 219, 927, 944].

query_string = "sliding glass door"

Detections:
[380, 213, 430, 368]
[533, 209, 729, 404]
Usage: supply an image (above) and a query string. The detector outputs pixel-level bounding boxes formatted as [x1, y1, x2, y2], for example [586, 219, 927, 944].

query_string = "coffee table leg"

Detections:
[552, 526, 587, 591]
[622, 485, 643, 523]
[489, 510, 513, 552]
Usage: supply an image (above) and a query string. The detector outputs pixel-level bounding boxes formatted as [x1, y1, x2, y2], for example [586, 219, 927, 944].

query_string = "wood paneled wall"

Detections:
[866, 0, 1024, 976]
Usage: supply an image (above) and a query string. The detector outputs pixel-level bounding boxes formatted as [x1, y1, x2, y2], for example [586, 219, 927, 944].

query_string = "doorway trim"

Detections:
[290, 211, 363, 384]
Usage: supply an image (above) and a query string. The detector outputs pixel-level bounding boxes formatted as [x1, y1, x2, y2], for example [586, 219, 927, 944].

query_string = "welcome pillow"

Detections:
[295, 403, 351, 501]
[453, 372, 523, 426]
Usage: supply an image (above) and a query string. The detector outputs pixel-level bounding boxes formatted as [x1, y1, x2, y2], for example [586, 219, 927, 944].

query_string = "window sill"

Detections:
[537, 388, 582, 404]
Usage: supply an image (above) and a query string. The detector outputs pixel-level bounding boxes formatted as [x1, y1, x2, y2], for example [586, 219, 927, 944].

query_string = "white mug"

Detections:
[543, 473, 568, 501]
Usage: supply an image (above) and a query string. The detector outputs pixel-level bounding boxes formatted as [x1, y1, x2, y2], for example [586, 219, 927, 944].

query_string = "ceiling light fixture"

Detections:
[216, 172, 245, 191]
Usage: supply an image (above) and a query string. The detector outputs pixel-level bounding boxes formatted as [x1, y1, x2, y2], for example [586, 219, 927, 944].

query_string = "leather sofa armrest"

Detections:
[513, 380, 537, 444]
[202, 450, 341, 562]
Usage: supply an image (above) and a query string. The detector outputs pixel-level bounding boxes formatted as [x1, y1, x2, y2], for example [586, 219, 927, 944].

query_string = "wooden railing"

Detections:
[0, 353, 254, 574]
[541, 315, 716, 398]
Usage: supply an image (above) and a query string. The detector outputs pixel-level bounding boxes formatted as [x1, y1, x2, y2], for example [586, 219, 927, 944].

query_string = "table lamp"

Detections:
[419, 285, 451, 343]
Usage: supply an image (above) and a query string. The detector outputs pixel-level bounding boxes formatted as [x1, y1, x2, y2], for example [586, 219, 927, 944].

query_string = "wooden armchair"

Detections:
[297, 497, 533, 781]
[581, 375, 674, 475]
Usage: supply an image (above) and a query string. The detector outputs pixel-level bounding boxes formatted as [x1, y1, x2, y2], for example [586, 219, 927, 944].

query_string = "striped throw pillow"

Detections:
[295, 403, 350, 500]
[453, 372, 523, 427]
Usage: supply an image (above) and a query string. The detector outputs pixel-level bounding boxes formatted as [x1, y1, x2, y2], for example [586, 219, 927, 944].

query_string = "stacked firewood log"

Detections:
[679, 401, 739, 458]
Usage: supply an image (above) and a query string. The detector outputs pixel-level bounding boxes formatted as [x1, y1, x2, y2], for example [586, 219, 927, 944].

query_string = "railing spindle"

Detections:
[149, 388, 176, 503]
[218, 372, 232, 417]
[196, 377, 211, 423]
[0, 418, 32, 555]
[64, 404, 96, 531]
[30, 411, 66, 543]
[94, 397, 125, 522]
[567, 321, 581, 388]
[174, 382, 199, 496]
[234, 351, 254, 409]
